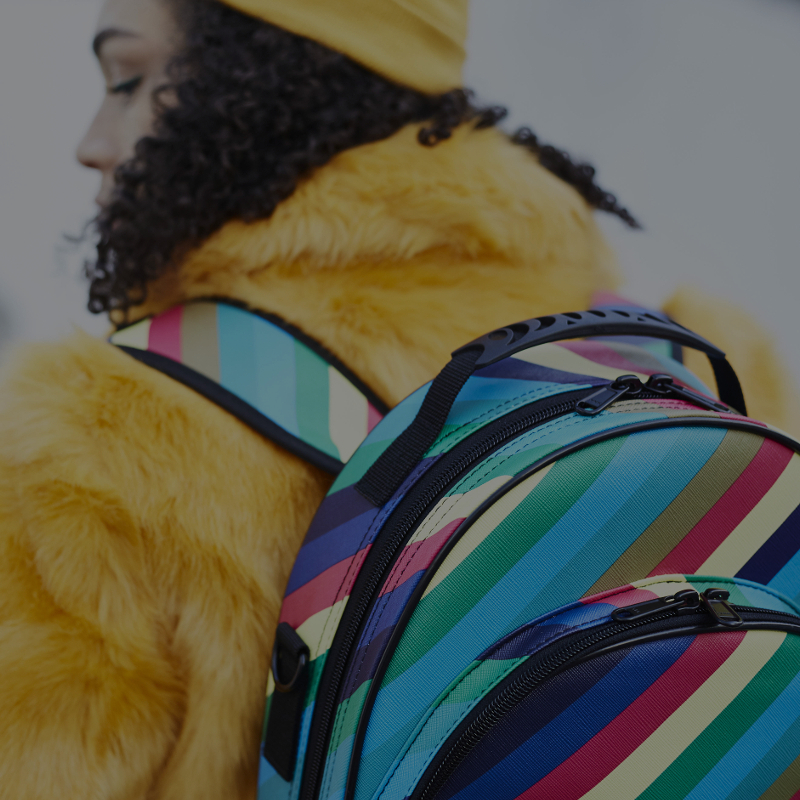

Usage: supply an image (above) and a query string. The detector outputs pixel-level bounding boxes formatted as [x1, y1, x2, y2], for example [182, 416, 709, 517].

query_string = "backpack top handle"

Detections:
[357, 307, 745, 507]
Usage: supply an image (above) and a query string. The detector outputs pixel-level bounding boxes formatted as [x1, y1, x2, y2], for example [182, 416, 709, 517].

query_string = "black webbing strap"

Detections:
[356, 349, 480, 507]
[711, 356, 747, 419]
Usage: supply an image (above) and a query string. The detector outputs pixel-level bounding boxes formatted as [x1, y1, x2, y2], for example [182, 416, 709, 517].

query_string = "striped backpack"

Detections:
[112, 299, 800, 800]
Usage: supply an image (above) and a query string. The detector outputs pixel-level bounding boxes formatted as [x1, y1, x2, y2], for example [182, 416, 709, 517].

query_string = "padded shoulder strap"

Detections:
[110, 299, 388, 474]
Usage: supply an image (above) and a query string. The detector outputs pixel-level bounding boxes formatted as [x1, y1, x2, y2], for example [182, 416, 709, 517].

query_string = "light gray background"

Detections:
[1, 0, 798, 382]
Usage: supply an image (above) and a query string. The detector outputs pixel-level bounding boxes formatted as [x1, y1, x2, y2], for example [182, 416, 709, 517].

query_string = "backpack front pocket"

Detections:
[372, 576, 800, 800]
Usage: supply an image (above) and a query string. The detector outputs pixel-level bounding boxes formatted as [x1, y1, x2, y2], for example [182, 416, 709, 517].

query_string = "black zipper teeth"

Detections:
[300, 387, 705, 799]
[300, 393, 597, 799]
[416, 605, 799, 800]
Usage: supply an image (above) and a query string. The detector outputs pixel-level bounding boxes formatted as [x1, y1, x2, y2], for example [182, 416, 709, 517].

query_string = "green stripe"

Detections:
[383, 437, 626, 684]
[327, 679, 371, 753]
[586, 430, 762, 595]
[758, 751, 800, 800]
[726, 712, 800, 800]
[181, 303, 221, 381]
[295, 341, 338, 459]
[638, 635, 800, 800]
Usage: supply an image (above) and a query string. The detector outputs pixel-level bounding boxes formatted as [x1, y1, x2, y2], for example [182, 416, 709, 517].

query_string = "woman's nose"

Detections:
[76, 103, 119, 173]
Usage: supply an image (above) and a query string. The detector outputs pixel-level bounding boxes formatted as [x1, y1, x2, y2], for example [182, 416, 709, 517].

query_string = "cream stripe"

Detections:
[409, 475, 512, 546]
[514, 343, 650, 384]
[423, 464, 555, 597]
[581, 630, 786, 800]
[297, 597, 348, 661]
[111, 319, 151, 350]
[328, 366, 368, 463]
[700, 454, 800, 575]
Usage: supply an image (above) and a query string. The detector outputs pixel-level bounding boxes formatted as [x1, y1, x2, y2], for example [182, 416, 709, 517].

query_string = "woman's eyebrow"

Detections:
[92, 28, 140, 58]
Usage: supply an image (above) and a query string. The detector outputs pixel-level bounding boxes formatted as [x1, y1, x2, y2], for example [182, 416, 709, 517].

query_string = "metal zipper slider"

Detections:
[576, 375, 644, 417]
[701, 588, 743, 627]
[612, 589, 700, 622]
[646, 374, 729, 413]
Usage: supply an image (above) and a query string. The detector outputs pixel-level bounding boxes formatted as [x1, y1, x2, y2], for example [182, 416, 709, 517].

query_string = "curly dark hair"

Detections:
[86, 0, 639, 315]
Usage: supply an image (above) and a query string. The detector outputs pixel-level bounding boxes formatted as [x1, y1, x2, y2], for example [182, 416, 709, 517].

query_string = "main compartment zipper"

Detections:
[297, 377, 731, 800]
[413, 595, 800, 800]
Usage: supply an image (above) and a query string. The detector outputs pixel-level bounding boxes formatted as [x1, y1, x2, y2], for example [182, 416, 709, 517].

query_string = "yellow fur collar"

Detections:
[138, 124, 618, 403]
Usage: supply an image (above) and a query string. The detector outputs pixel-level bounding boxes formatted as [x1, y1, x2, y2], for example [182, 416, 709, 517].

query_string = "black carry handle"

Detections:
[357, 308, 745, 507]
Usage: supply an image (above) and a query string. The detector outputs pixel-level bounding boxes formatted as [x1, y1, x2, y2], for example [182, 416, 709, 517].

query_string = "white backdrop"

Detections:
[1, 0, 798, 382]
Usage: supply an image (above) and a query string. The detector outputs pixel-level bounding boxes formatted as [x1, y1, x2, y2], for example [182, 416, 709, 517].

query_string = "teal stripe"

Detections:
[217, 304, 259, 407]
[253, 319, 299, 437]
[508, 426, 727, 629]
[295, 341, 339, 460]
[725, 712, 800, 800]
[685, 665, 800, 799]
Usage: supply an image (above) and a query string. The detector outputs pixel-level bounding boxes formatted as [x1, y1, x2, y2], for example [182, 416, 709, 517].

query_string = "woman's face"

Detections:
[76, 0, 181, 208]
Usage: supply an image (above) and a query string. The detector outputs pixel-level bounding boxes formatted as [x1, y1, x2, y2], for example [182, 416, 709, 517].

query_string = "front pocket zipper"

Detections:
[412, 590, 800, 800]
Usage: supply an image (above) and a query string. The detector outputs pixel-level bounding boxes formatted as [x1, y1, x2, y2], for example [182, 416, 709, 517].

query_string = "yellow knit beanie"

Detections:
[220, 0, 468, 95]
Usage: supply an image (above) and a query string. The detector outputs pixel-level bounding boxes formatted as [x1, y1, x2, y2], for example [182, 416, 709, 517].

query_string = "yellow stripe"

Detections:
[700, 454, 800, 575]
[110, 318, 151, 350]
[514, 343, 650, 384]
[297, 597, 348, 661]
[328, 366, 368, 463]
[581, 630, 786, 800]
[423, 464, 555, 597]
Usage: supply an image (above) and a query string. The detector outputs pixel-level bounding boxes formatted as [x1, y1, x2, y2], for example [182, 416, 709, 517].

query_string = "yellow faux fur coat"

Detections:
[0, 125, 795, 800]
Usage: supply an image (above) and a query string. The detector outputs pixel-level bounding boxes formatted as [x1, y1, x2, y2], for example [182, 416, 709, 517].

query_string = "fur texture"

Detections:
[0, 124, 794, 799]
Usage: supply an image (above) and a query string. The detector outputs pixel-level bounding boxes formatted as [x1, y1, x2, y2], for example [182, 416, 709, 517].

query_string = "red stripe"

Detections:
[650, 438, 793, 576]
[148, 306, 183, 361]
[379, 519, 464, 597]
[367, 403, 383, 434]
[559, 340, 650, 375]
[516, 630, 746, 800]
[280, 545, 371, 628]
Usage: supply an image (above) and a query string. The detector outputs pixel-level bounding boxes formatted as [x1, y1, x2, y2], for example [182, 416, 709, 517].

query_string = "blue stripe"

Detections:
[218, 304, 259, 407]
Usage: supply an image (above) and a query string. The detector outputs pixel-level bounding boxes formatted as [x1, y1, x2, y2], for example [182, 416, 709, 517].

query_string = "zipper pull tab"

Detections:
[612, 589, 700, 622]
[701, 588, 743, 627]
[576, 375, 644, 417]
[646, 374, 729, 413]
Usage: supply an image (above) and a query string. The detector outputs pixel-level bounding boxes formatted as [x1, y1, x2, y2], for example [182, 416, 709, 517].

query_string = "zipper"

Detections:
[576, 374, 729, 416]
[414, 593, 800, 800]
[298, 377, 731, 799]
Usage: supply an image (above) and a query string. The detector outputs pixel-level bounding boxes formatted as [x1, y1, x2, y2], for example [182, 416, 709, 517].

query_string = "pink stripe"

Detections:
[558, 340, 654, 375]
[579, 584, 636, 605]
[651, 438, 794, 576]
[367, 403, 383, 434]
[587, 587, 661, 609]
[516, 630, 745, 800]
[148, 306, 183, 361]
[280, 545, 371, 628]
[379, 519, 464, 597]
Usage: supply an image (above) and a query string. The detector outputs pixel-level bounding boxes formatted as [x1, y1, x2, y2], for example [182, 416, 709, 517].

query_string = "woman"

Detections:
[1, 0, 794, 797]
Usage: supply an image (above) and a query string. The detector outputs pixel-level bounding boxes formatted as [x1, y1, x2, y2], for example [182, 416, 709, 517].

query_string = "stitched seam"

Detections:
[429, 384, 588, 454]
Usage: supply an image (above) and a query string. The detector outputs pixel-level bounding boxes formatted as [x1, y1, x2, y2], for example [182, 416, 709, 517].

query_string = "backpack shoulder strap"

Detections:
[110, 299, 388, 474]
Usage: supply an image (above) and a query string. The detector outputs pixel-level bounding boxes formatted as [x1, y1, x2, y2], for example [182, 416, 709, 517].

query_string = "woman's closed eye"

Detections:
[108, 76, 143, 96]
